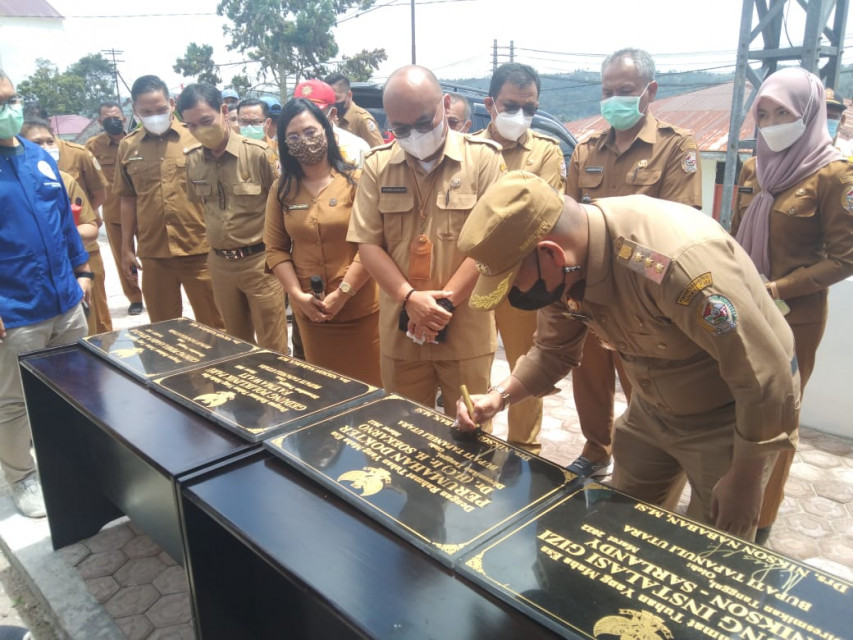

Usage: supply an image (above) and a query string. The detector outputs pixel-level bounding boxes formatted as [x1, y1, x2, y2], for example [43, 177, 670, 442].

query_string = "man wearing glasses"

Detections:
[565, 48, 702, 480]
[446, 93, 472, 134]
[178, 84, 288, 354]
[475, 63, 566, 454]
[348, 65, 504, 416]
[0, 70, 92, 517]
[116, 75, 223, 328]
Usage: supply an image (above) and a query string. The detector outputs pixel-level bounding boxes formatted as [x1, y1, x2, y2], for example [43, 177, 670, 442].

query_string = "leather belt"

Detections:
[213, 242, 265, 260]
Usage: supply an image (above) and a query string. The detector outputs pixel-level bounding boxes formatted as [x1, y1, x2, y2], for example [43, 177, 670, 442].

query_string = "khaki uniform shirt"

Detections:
[477, 124, 566, 191]
[85, 132, 123, 224]
[265, 169, 378, 322]
[58, 170, 98, 253]
[114, 120, 209, 259]
[57, 139, 108, 213]
[348, 131, 504, 360]
[567, 115, 702, 206]
[513, 195, 799, 463]
[733, 158, 853, 324]
[339, 102, 385, 148]
[185, 133, 277, 250]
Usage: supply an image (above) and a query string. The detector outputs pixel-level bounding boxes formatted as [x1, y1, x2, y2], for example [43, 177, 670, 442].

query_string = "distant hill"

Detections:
[444, 64, 853, 122]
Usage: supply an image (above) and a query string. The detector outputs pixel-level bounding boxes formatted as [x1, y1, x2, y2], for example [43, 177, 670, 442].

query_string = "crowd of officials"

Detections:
[1, 49, 851, 548]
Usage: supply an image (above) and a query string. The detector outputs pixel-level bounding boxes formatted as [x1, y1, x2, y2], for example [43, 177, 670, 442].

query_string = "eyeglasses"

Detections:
[285, 127, 322, 145]
[498, 101, 538, 117]
[387, 102, 442, 139]
[447, 117, 464, 131]
[239, 119, 265, 127]
[0, 95, 22, 113]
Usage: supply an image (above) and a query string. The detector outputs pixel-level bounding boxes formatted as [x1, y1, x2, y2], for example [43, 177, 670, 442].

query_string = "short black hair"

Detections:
[227, 103, 238, 113]
[131, 75, 169, 103]
[20, 118, 52, 137]
[176, 83, 222, 115]
[323, 73, 350, 90]
[237, 98, 269, 118]
[488, 63, 540, 98]
[23, 101, 48, 120]
[98, 101, 122, 115]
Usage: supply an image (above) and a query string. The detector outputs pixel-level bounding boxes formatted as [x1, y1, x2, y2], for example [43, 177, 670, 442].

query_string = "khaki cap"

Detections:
[459, 171, 564, 311]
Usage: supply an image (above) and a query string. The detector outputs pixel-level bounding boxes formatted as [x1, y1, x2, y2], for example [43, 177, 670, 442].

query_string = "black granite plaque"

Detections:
[460, 483, 853, 639]
[152, 350, 382, 442]
[265, 395, 574, 566]
[79, 318, 255, 382]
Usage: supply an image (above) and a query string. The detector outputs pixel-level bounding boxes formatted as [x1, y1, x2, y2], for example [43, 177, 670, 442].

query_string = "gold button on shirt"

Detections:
[114, 121, 209, 258]
[347, 131, 503, 360]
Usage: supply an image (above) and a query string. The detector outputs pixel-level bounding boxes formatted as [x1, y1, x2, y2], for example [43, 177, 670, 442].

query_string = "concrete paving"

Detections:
[1, 231, 851, 639]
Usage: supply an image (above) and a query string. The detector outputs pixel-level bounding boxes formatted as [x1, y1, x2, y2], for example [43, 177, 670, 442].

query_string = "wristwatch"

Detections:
[339, 282, 357, 297]
[75, 271, 95, 280]
[487, 384, 511, 411]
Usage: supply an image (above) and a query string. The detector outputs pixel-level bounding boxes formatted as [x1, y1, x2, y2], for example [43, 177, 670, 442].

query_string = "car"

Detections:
[350, 81, 577, 162]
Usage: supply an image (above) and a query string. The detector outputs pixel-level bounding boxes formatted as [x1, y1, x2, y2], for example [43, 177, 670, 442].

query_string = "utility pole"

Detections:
[411, 0, 416, 64]
[509, 40, 515, 63]
[102, 48, 124, 103]
[720, 0, 849, 228]
[493, 40, 498, 72]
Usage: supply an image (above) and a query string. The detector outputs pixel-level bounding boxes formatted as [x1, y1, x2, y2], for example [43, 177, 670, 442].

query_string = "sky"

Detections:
[10, 0, 853, 99]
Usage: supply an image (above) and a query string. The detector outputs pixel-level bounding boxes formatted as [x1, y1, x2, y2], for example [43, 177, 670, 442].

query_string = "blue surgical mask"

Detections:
[828, 118, 841, 139]
[600, 84, 650, 131]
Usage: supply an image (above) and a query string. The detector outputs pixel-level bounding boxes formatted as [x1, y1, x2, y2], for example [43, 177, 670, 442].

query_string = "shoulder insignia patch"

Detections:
[677, 272, 713, 306]
[560, 160, 567, 180]
[682, 150, 697, 173]
[184, 142, 203, 155]
[697, 294, 738, 335]
[842, 184, 853, 212]
[92, 157, 102, 171]
[367, 119, 378, 132]
[614, 238, 672, 284]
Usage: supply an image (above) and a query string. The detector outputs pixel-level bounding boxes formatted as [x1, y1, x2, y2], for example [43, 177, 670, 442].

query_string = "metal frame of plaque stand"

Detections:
[264, 394, 578, 567]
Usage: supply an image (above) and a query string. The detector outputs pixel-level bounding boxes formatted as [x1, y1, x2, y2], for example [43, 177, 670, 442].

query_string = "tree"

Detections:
[17, 59, 86, 116]
[67, 54, 117, 115]
[227, 72, 252, 95]
[174, 43, 222, 86]
[326, 48, 387, 82]
[216, 0, 376, 102]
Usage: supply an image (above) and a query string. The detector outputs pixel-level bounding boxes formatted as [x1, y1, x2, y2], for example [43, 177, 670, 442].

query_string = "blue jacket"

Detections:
[0, 137, 88, 329]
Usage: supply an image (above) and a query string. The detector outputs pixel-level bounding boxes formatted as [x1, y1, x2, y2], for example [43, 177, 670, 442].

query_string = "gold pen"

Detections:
[459, 384, 479, 428]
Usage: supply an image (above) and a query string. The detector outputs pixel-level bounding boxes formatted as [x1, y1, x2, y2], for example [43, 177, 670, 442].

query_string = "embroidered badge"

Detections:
[37, 160, 57, 180]
[697, 294, 738, 335]
[329, 198, 337, 207]
[367, 120, 378, 132]
[682, 150, 697, 173]
[92, 158, 102, 171]
[470, 273, 512, 309]
[560, 161, 567, 180]
[842, 185, 853, 212]
[677, 272, 713, 306]
[381, 186, 407, 193]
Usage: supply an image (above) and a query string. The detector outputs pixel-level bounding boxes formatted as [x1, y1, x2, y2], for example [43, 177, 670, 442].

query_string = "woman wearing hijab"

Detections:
[264, 98, 381, 386]
[733, 67, 853, 544]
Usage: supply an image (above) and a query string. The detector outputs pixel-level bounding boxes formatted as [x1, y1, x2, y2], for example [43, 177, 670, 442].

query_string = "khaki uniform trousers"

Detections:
[0, 305, 87, 483]
[573, 334, 634, 462]
[380, 353, 493, 420]
[139, 254, 224, 330]
[757, 316, 826, 529]
[85, 249, 113, 335]
[105, 221, 142, 305]
[494, 298, 542, 453]
[612, 395, 777, 542]
[208, 251, 289, 354]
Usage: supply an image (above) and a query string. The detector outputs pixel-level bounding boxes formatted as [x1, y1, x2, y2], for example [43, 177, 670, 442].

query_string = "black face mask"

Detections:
[334, 100, 348, 116]
[507, 255, 580, 311]
[103, 117, 124, 136]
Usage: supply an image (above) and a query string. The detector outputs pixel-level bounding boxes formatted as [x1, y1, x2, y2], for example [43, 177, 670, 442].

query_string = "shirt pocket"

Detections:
[378, 192, 414, 246]
[577, 170, 604, 197]
[626, 168, 662, 191]
[434, 191, 476, 241]
[773, 185, 818, 218]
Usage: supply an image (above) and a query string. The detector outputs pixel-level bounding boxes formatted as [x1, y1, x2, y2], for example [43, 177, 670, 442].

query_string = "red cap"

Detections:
[293, 80, 336, 109]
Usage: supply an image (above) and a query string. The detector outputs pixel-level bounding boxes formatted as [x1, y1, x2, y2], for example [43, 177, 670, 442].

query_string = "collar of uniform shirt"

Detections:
[577, 202, 615, 303]
[601, 112, 658, 150]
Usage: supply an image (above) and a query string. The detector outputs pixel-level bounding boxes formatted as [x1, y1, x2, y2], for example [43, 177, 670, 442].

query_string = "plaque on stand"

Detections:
[80, 318, 255, 382]
[265, 395, 574, 566]
[460, 483, 853, 639]
[152, 351, 382, 442]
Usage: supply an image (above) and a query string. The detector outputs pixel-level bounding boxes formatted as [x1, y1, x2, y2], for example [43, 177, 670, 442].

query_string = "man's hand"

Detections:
[455, 390, 503, 432]
[121, 249, 142, 279]
[77, 276, 92, 306]
[405, 290, 453, 332]
[710, 461, 766, 538]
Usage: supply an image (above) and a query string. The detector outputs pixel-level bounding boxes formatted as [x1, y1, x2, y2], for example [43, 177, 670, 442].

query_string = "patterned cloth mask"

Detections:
[287, 131, 327, 165]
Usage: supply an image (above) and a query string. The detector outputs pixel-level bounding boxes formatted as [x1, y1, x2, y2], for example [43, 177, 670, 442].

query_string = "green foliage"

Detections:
[324, 48, 387, 82]
[227, 73, 253, 95]
[216, 0, 376, 100]
[174, 43, 222, 86]
[17, 59, 87, 116]
[67, 54, 117, 115]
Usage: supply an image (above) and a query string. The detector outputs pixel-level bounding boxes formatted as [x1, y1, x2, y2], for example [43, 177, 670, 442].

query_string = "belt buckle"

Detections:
[227, 249, 243, 260]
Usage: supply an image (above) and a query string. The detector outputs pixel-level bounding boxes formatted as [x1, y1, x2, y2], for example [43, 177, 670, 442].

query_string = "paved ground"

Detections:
[0, 230, 850, 639]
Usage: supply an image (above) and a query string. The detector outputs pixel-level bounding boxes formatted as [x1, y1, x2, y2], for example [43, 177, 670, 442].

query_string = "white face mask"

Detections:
[760, 118, 806, 152]
[494, 108, 533, 141]
[46, 147, 60, 162]
[140, 112, 171, 136]
[396, 117, 446, 160]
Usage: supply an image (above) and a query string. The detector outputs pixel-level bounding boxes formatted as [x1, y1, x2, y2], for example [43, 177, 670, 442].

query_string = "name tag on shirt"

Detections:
[584, 167, 604, 174]
[381, 186, 407, 193]
[287, 203, 310, 211]
[738, 186, 754, 194]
